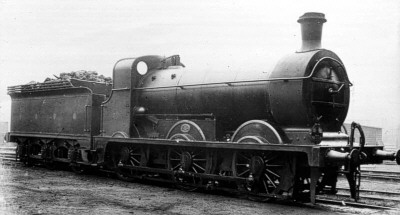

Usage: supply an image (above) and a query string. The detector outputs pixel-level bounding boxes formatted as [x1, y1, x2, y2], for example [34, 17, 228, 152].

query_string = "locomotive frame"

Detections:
[6, 12, 400, 204]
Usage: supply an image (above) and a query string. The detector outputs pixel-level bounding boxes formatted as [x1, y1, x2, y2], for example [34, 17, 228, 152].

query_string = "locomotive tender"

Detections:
[7, 12, 400, 204]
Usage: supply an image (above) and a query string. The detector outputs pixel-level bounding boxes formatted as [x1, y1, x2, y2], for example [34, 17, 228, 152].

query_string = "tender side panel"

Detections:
[10, 89, 93, 137]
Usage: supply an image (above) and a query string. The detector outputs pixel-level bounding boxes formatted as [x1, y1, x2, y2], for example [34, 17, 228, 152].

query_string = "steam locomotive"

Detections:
[6, 12, 400, 204]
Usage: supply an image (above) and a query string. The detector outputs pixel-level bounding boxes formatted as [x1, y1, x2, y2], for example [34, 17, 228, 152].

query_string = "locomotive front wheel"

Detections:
[115, 145, 148, 182]
[232, 135, 284, 200]
[232, 150, 283, 198]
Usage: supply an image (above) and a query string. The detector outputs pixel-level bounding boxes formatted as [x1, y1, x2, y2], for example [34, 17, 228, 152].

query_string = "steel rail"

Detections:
[337, 170, 400, 181]
[337, 187, 400, 197]
[316, 198, 398, 210]
[361, 170, 400, 176]
[0, 146, 17, 161]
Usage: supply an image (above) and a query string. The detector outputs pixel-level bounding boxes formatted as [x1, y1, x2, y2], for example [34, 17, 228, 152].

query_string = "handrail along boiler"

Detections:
[6, 12, 400, 204]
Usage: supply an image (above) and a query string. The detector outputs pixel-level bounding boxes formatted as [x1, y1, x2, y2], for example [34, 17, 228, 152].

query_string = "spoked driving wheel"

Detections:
[167, 133, 213, 191]
[115, 145, 148, 182]
[232, 150, 284, 200]
[168, 146, 213, 191]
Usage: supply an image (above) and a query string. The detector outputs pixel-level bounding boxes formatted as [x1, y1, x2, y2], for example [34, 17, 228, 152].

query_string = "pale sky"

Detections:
[0, 0, 399, 146]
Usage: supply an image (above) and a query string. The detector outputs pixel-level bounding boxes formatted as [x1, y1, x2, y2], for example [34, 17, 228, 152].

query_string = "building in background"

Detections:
[343, 123, 385, 148]
[381, 126, 400, 151]
[397, 126, 400, 150]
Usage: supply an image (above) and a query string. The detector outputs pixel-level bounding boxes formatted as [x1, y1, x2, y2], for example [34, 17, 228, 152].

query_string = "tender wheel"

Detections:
[44, 161, 56, 170]
[23, 142, 42, 166]
[17, 143, 30, 166]
[71, 164, 86, 174]
[69, 147, 87, 174]
[115, 145, 147, 182]
[43, 144, 57, 170]
[54, 146, 69, 159]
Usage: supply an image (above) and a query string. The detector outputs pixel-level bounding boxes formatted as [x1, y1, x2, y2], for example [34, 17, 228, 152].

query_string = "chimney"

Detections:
[297, 12, 327, 52]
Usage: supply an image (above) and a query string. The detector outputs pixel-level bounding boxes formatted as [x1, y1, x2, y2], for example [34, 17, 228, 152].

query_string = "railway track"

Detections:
[1, 146, 399, 211]
[317, 179, 400, 210]
[360, 170, 400, 181]
[337, 187, 400, 199]
[335, 169, 400, 182]
[327, 188, 400, 208]
[313, 186, 400, 211]
[0, 146, 18, 161]
[315, 198, 398, 211]
[2, 145, 398, 182]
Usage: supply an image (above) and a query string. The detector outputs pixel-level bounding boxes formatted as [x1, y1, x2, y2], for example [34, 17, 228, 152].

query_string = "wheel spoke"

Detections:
[264, 155, 279, 162]
[172, 163, 181, 170]
[264, 173, 277, 188]
[191, 166, 198, 173]
[262, 179, 269, 193]
[238, 169, 250, 177]
[130, 157, 140, 165]
[172, 149, 182, 156]
[193, 162, 205, 172]
[192, 158, 206, 161]
[238, 153, 251, 161]
[265, 164, 282, 167]
[192, 150, 204, 157]
[266, 169, 280, 178]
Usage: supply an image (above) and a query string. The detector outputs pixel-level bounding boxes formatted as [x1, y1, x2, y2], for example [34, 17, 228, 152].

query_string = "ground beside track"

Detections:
[0, 160, 398, 214]
[0, 163, 327, 215]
